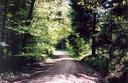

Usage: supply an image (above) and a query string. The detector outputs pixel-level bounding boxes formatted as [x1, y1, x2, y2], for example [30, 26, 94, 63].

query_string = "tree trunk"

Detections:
[22, 0, 35, 52]
[92, 35, 96, 56]
[3, 0, 8, 41]
[0, 0, 8, 61]
[26, 0, 35, 26]
[91, 12, 96, 56]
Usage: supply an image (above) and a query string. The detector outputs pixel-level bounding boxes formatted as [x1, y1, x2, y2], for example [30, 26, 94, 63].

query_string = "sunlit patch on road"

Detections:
[32, 74, 98, 83]
[53, 50, 69, 56]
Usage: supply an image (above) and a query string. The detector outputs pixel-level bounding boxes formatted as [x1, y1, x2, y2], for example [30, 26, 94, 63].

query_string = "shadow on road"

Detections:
[0, 54, 99, 83]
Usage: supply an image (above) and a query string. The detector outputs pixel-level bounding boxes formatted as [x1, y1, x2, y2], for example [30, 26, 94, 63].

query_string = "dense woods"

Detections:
[0, 0, 127, 83]
[71, 0, 128, 82]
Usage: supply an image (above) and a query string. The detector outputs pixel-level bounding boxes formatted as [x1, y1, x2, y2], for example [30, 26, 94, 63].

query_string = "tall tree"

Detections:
[26, 0, 35, 25]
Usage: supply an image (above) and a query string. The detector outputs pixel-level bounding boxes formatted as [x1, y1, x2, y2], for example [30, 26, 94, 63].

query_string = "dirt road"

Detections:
[12, 51, 99, 83]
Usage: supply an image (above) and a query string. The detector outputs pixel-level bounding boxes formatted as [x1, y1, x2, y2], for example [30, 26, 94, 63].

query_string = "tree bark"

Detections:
[3, 0, 8, 40]
[91, 12, 96, 56]
[0, 0, 8, 57]
[26, 0, 35, 26]
[22, 0, 35, 52]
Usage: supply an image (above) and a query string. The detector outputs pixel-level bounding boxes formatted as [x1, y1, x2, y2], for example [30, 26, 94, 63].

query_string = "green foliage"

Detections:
[1, 0, 127, 80]
[66, 33, 91, 60]
[22, 0, 73, 59]
[0, 0, 32, 56]
[86, 55, 109, 73]
[0, 0, 73, 60]
[71, 0, 128, 77]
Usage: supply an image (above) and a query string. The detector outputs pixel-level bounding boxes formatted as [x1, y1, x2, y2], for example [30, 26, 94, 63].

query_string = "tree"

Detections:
[70, 0, 128, 78]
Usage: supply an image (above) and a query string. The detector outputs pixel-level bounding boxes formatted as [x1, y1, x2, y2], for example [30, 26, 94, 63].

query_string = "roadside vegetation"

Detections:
[0, 0, 127, 83]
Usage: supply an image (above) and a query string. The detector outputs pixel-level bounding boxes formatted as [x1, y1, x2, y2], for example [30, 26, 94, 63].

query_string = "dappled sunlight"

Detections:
[11, 53, 99, 83]
[46, 57, 74, 63]
[53, 50, 69, 56]
[0, 0, 127, 82]
[28, 74, 98, 83]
